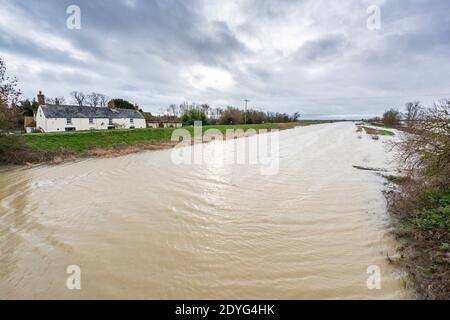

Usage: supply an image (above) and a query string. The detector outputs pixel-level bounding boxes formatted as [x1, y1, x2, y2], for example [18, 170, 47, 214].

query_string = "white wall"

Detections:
[147, 122, 182, 128]
[36, 107, 47, 131]
[36, 107, 146, 132]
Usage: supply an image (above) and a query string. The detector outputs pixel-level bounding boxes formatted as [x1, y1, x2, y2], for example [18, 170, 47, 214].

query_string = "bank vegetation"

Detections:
[385, 100, 449, 299]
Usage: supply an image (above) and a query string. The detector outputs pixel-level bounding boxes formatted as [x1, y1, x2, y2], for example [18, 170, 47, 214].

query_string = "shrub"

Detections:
[382, 108, 401, 126]
[181, 108, 208, 125]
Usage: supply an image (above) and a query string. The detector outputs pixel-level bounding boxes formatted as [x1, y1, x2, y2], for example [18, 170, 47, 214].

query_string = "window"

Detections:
[109, 118, 113, 125]
[89, 118, 94, 124]
[130, 118, 134, 124]
[66, 118, 72, 125]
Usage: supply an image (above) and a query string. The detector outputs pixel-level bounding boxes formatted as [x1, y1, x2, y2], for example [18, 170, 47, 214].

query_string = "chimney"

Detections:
[107, 100, 115, 109]
[55, 97, 60, 105]
[134, 104, 139, 111]
[37, 91, 45, 106]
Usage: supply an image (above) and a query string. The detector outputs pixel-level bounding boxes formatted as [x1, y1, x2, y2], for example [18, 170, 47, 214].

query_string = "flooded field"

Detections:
[0, 122, 411, 299]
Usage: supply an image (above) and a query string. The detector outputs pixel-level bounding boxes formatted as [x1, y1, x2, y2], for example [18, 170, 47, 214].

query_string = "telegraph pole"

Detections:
[244, 99, 249, 124]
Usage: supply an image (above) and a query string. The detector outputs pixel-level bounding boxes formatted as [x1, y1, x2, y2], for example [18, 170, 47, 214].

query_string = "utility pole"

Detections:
[244, 99, 249, 124]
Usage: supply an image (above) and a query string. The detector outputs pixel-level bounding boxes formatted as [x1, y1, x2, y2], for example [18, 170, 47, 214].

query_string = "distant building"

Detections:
[143, 113, 182, 128]
[147, 120, 182, 129]
[34, 92, 146, 132]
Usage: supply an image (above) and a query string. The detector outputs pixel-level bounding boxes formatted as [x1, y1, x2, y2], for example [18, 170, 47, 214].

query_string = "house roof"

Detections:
[40, 105, 145, 119]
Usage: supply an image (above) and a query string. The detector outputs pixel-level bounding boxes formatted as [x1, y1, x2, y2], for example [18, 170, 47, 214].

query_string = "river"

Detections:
[0, 122, 410, 299]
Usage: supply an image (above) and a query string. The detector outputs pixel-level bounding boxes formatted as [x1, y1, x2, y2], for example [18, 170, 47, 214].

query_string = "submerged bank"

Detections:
[0, 121, 332, 166]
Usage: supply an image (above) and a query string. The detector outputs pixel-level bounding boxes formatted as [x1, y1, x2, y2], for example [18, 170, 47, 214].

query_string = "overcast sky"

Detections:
[0, 0, 449, 118]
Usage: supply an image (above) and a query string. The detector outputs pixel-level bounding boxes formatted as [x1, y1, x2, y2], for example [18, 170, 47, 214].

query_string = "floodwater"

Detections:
[0, 122, 411, 299]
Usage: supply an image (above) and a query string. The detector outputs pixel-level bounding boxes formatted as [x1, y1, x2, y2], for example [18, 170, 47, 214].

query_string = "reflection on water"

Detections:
[0, 123, 411, 299]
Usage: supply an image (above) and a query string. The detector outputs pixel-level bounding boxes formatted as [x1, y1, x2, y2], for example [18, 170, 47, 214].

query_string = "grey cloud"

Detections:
[1, 0, 449, 117]
[292, 35, 349, 64]
[0, 32, 90, 69]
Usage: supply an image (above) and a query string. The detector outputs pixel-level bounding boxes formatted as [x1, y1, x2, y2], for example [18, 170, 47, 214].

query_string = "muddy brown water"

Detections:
[0, 122, 411, 299]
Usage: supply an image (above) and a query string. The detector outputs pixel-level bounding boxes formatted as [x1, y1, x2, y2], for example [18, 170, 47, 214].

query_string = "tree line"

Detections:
[70, 91, 109, 108]
[368, 101, 425, 127]
[70, 93, 140, 110]
[164, 103, 300, 125]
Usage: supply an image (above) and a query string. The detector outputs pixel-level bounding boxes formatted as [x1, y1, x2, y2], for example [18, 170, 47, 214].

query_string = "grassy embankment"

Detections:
[359, 125, 395, 136]
[0, 121, 331, 165]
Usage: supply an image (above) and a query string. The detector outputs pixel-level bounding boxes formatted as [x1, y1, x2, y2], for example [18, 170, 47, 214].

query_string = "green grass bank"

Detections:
[360, 126, 395, 136]
[0, 121, 332, 165]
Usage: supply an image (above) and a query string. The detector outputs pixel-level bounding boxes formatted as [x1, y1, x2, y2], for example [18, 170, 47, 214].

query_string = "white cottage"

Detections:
[35, 104, 146, 132]
[34, 92, 146, 132]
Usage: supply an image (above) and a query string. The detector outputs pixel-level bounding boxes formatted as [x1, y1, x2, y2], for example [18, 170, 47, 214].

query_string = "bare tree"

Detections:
[86, 92, 101, 107]
[98, 94, 109, 108]
[404, 101, 422, 127]
[71, 91, 86, 106]
[167, 104, 178, 118]
[213, 107, 224, 120]
[45, 96, 66, 105]
[382, 108, 401, 126]
[219, 106, 244, 125]
[201, 104, 210, 117]
[395, 100, 450, 179]
[0, 58, 22, 107]
[178, 102, 189, 116]
[0, 58, 23, 130]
